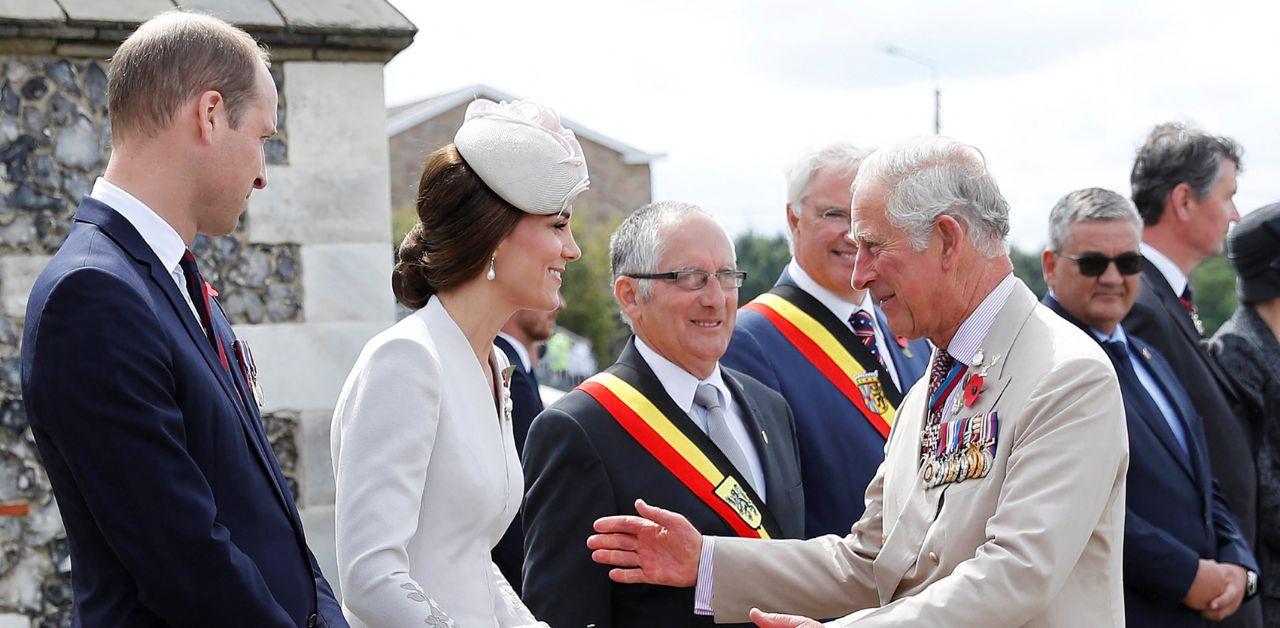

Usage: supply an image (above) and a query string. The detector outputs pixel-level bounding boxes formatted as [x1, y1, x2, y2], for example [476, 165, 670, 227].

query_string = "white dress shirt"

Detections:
[787, 259, 902, 390]
[634, 337, 767, 500]
[1140, 242, 1188, 297]
[89, 178, 204, 329]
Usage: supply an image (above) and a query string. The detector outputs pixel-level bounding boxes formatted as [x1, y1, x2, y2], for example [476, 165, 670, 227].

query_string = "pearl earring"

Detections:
[486, 254, 496, 281]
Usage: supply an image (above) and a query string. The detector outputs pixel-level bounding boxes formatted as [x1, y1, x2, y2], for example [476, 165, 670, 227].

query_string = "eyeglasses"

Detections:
[624, 270, 747, 291]
[1061, 252, 1144, 277]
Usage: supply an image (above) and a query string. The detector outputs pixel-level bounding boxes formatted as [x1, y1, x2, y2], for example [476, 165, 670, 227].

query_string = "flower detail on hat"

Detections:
[465, 99, 585, 167]
[455, 98, 591, 216]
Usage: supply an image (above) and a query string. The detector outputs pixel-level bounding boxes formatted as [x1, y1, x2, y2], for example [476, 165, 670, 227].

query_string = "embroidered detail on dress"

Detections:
[400, 583, 458, 628]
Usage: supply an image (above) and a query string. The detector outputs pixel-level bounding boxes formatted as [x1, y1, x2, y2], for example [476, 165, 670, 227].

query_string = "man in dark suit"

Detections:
[492, 296, 562, 594]
[1043, 187, 1257, 625]
[522, 202, 804, 628]
[723, 142, 929, 537]
[1123, 123, 1261, 625]
[20, 13, 343, 627]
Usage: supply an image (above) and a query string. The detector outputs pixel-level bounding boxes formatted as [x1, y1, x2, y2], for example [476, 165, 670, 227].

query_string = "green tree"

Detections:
[558, 214, 629, 367]
[1191, 255, 1238, 336]
[734, 231, 791, 303]
[1009, 245, 1048, 298]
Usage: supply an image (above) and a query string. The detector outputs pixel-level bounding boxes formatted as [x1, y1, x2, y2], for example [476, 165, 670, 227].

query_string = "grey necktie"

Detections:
[693, 383, 758, 494]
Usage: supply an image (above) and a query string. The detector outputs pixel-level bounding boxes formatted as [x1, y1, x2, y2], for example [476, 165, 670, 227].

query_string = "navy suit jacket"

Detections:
[1045, 296, 1256, 627]
[20, 198, 343, 627]
[722, 270, 930, 536]
[491, 334, 543, 595]
[522, 339, 804, 628]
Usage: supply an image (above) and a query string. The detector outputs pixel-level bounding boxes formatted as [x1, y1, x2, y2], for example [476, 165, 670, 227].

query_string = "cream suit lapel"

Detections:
[872, 283, 1037, 603]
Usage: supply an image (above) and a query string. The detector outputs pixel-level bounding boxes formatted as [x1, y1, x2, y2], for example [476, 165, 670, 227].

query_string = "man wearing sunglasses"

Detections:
[521, 202, 805, 628]
[722, 143, 930, 539]
[1122, 122, 1262, 628]
[1042, 188, 1257, 627]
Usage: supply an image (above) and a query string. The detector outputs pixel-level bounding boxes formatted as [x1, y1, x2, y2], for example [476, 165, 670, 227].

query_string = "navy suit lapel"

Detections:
[1131, 337, 1208, 483]
[720, 370, 774, 495]
[1042, 295, 1197, 481]
[76, 198, 300, 520]
[1141, 262, 1240, 403]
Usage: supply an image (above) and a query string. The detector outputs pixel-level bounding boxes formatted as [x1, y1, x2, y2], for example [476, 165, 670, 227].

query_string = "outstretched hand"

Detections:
[749, 608, 821, 627]
[587, 499, 702, 587]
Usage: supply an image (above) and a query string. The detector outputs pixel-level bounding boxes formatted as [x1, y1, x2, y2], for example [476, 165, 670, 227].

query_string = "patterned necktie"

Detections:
[694, 383, 758, 494]
[849, 310, 884, 369]
[178, 250, 230, 373]
[920, 351, 958, 462]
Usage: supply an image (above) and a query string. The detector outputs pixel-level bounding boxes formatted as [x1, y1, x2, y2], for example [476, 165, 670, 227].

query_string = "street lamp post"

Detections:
[879, 44, 941, 135]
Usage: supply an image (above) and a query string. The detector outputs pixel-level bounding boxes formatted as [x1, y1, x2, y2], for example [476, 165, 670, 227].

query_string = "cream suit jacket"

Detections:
[709, 282, 1129, 627]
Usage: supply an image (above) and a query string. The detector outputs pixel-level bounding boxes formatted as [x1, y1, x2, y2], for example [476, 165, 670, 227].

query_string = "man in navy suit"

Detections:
[1042, 187, 1257, 626]
[722, 143, 929, 536]
[491, 296, 562, 594]
[20, 13, 343, 627]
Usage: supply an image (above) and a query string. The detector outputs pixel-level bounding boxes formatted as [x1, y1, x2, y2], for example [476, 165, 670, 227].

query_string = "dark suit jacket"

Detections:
[1124, 258, 1258, 549]
[20, 198, 343, 627]
[1208, 306, 1280, 610]
[522, 338, 804, 628]
[723, 270, 930, 536]
[1046, 296, 1256, 627]
[491, 334, 544, 595]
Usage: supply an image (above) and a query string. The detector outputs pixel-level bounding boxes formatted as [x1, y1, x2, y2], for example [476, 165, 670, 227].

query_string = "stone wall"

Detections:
[0, 54, 389, 626]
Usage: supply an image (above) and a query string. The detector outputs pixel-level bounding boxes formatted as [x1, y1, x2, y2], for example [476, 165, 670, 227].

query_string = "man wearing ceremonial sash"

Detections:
[522, 202, 805, 628]
[589, 137, 1129, 627]
[725, 143, 929, 536]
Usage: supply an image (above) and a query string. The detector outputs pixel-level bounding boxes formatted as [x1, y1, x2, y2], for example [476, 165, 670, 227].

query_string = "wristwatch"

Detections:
[1245, 569, 1259, 600]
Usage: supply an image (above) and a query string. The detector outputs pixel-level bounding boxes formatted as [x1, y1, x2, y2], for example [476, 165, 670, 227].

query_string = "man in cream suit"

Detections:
[588, 137, 1129, 627]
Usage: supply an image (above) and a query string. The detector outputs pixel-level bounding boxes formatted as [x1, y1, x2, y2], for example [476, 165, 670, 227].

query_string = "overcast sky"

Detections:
[383, 1, 1280, 251]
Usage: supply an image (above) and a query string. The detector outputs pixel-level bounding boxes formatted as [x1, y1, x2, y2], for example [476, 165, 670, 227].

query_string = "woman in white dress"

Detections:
[331, 99, 587, 627]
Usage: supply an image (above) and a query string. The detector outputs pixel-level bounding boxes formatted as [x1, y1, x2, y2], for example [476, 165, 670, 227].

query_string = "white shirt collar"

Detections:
[946, 273, 1019, 364]
[90, 177, 187, 274]
[634, 337, 732, 415]
[1139, 242, 1188, 297]
[786, 258, 877, 326]
[496, 331, 533, 372]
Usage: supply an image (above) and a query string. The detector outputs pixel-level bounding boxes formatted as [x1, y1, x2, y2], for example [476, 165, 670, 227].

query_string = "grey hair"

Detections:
[1130, 121, 1243, 226]
[853, 136, 1010, 258]
[785, 141, 873, 214]
[1047, 188, 1143, 252]
[610, 201, 731, 331]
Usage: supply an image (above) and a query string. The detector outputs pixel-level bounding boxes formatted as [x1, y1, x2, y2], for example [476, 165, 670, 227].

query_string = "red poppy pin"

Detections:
[896, 336, 909, 349]
[963, 373, 985, 407]
[205, 281, 219, 297]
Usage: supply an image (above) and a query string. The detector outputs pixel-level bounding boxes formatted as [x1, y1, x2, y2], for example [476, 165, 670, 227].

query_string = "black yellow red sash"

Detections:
[577, 373, 780, 539]
[742, 291, 897, 437]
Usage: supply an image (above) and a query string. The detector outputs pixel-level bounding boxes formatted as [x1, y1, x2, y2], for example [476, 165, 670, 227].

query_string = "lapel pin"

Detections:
[761, 430, 769, 445]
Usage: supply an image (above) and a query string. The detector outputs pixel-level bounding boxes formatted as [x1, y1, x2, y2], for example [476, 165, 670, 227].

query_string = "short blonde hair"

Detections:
[108, 11, 270, 140]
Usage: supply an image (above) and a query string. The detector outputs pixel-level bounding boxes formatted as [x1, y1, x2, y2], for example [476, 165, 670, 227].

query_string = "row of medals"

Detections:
[919, 350, 996, 486]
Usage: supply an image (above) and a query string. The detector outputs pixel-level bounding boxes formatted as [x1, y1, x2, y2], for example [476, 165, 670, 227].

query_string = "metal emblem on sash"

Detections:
[714, 476, 763, 529]
[854, 372, 890, 416]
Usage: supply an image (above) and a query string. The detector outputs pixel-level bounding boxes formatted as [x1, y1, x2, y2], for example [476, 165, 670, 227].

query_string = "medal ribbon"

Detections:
[928, 362, 968, 415]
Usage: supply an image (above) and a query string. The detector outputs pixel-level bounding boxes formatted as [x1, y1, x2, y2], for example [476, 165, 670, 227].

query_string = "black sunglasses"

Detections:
[1061, 252, 1144, 277]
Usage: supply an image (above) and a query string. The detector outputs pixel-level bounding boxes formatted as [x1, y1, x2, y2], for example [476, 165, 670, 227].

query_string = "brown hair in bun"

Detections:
[392, 144, 523, 309]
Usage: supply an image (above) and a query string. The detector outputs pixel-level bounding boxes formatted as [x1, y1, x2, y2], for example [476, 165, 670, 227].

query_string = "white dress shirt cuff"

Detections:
[694, 536, 716, 615]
